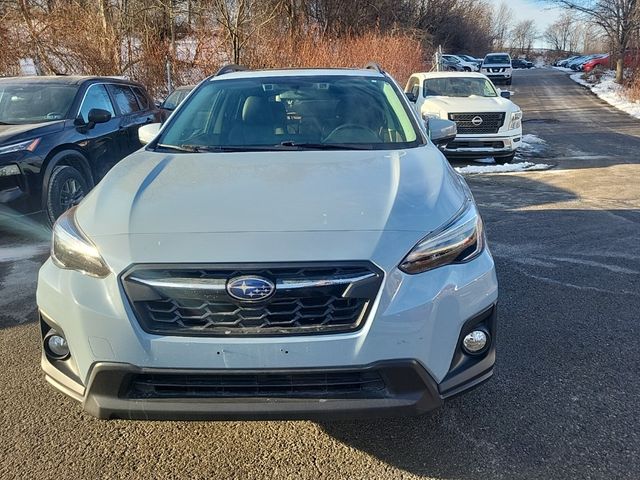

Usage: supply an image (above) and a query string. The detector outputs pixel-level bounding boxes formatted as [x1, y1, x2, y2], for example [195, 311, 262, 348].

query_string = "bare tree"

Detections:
[545, 11, 576, 51]
[551, 0, 640, 82]
[510, 20, 538, 56]
[492, 2, 513, 51]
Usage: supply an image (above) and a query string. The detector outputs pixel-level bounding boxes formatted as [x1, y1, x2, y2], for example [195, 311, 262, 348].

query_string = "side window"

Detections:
[132, 87, 150, 110]
[108, 85, 140, 115]
[79, 84, 115, 121]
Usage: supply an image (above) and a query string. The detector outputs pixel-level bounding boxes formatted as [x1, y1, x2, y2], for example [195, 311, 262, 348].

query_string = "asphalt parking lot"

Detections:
[1, 68, 639, 479]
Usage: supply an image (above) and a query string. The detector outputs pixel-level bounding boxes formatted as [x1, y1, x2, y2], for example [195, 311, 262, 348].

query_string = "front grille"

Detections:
[448, 140, 505, 149]
[126, 370, 387, 399]
[488, 67, 506, 73]
[448, 112, 505, 134]
[121, 263, 383, 336]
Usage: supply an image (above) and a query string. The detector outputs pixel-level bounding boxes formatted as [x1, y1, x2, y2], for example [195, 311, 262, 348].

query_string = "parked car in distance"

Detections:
[441, 56, 465, 71]
[38, 64, 498, 421]
[405, 71, 522, 164]
[481, 53, 513, 85]
[159, 85, 194, 121]
[511, 58, 533, 69]
[0, 76, 160, 224]
[456, 54, 483, 69]
[442, 54, 479, 72]
[556, 56, 579, 67]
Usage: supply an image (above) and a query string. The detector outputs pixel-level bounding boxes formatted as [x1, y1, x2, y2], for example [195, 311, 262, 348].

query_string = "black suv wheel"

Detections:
[45, 165, 90, 224]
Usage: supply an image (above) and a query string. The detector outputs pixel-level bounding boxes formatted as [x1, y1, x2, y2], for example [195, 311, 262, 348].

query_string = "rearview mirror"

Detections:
[427, 117, 457, 147]
[138, 123, 161, 145]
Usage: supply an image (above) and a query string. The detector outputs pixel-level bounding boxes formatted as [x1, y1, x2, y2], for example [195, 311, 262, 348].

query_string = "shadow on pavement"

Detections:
[320, 174, 640, 479]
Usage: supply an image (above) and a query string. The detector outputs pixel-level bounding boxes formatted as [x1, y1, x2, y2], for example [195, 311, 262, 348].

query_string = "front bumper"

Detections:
[443, 133, 522, 159]
[37, 245, 498, 420]
[42, 305, 497, 420]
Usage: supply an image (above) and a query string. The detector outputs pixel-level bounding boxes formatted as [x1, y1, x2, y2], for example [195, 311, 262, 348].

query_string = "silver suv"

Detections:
[37, 64, 498, 420]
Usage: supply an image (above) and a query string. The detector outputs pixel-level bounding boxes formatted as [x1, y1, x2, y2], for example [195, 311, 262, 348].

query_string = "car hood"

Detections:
[77, 146, 467, 238]
[422, 96, 516, 114]
[0, 121, 65, 145]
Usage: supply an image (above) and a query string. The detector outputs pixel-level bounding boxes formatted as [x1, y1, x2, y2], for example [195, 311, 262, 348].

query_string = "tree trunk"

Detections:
[616, 56, 624, 83]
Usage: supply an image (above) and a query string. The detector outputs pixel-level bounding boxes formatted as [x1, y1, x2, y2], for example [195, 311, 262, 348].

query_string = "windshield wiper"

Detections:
[155, 144, 284, 153]
[279, 141, 369, 150]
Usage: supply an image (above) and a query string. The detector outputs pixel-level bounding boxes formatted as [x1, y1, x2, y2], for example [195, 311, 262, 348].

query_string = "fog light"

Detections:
[45, 334, 70, 359]
[462, 330, 489, 354]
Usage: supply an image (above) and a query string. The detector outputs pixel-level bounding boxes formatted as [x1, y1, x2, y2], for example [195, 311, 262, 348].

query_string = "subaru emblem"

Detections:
[226, 276, 275, 302]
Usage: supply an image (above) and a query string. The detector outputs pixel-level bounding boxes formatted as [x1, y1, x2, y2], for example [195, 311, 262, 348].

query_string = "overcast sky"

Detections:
[491, 0, 565, 47]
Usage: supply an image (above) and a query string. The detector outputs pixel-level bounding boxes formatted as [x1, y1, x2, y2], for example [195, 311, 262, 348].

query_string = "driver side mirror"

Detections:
[75, 108, 111, 133]
[500, 90, 512, 99]
[88, 108, 112, 124]
[405, 91, 417, 103]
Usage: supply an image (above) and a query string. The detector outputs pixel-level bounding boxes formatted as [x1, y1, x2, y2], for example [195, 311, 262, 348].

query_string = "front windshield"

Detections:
[484, 55, 510, 65]
[0, 84, 77, 124]
[423, 77, 497, 98]
[155, 75, 421, 152]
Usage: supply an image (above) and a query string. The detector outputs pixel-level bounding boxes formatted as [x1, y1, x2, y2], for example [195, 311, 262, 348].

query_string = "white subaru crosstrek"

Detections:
[37, 65, 498, 420]
[405, 72, 522, 163]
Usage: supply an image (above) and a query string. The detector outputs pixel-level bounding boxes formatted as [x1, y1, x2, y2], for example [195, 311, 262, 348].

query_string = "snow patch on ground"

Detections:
[553, 66, 574, 73]
[569, 71, 640, 119]
[454, 134, 551, 174]
[455, 162, 552, 174]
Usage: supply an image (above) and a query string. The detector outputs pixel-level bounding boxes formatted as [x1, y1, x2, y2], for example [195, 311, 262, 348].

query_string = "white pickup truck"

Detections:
[405, 72, 522, 164]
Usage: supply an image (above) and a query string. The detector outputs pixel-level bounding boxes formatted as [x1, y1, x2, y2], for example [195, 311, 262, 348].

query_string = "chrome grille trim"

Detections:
[121, 263, 384, 337]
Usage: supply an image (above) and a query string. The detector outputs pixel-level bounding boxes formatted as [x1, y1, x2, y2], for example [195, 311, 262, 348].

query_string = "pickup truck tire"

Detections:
[506, 79, 512, 86]
[45, 165, 90, 225]
[495, 153, 516, 164]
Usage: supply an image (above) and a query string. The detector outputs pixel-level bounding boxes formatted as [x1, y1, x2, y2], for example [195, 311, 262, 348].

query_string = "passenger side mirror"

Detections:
[405, 91, 417, 103]
[500, 90, 512, 99]
[88, 108, 112, 125]
[427, 117, 457, 147]
[138, 123, 161, 145]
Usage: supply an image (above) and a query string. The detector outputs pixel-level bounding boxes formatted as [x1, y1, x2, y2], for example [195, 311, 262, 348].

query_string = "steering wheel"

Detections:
[324, 123, 379, 143]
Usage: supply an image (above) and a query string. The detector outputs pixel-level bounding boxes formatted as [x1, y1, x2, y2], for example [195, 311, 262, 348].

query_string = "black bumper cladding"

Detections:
[44, 306, 497, 420]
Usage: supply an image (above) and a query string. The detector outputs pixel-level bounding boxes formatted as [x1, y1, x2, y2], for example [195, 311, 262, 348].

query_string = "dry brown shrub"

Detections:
[244, 28, 431, 86]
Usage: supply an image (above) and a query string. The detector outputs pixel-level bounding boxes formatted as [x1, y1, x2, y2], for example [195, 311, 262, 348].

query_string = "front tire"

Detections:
[495, 153, 516, 165]
[506, 78, 512, 86]
[45, 165, 90, 224]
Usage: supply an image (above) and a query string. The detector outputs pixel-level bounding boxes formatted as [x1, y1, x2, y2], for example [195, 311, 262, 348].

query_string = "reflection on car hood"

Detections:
[0, 121, 65, 145]
[422, 96, 516, 114]
[77, 146, 466, 237]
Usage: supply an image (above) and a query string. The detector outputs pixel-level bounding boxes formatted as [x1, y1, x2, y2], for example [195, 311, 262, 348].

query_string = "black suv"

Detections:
[0, 76, 160, 223]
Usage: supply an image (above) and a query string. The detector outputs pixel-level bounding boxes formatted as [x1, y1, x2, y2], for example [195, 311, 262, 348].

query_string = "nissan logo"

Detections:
[471, 116, 484, 126]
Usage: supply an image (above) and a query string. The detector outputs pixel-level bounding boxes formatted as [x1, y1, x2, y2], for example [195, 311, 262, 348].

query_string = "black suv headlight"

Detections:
[51, 207, 110, 278]
[399, 201, 485, 274]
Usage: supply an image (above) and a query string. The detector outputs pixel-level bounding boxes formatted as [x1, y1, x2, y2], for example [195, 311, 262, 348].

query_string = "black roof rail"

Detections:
[215, 64, 249, 76]
[364, 62, 385, 74]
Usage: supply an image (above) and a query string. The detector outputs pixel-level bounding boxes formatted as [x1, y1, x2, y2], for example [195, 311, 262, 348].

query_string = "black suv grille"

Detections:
[121, 264, 383, 336]
[126, 371, 387, 399]
[448, 112, 505, 134]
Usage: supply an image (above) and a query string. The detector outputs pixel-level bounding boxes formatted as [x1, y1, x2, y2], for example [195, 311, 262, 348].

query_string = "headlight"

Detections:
[399, 201, 484, 274]
[0, 164, 20, 177]
[422, 112, 441, 120]
[51, 206, 110, 278]
[509, 111, 522, 130]
[0, 138, 40, 155]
